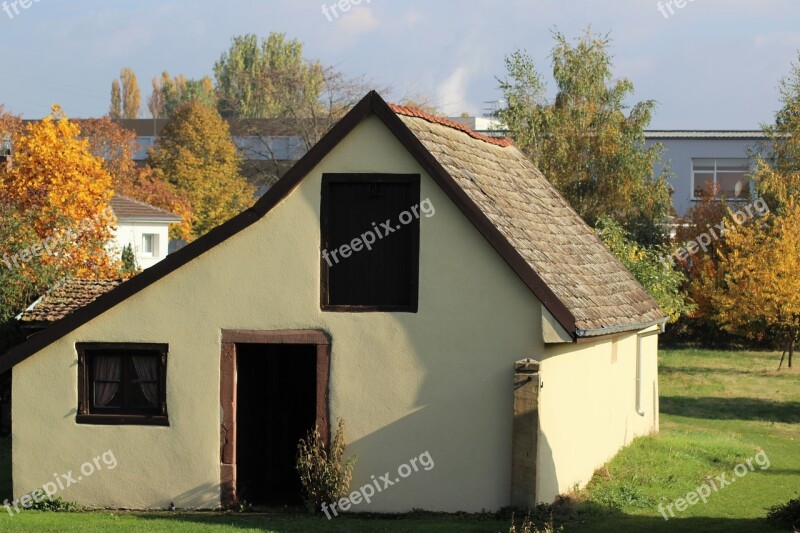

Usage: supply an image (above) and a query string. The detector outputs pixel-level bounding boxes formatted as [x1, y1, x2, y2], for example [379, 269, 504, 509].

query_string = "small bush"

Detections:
[296, 417, 356, 514]
[766, 497, 800, 530]
[507, 512, 562, 533]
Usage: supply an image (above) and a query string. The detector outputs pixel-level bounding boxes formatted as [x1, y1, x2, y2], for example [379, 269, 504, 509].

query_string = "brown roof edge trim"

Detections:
[370, 96, 577, 336]
[0, 93, 377, 374]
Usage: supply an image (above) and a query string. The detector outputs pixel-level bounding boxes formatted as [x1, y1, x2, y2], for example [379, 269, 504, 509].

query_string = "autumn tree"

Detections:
[0, 105, 23, 139]
[149, 72, 216, 119]
[78, 117, 193, 241]
[714, 198, 800, 369]
[110, 79, 122, 119]
[0, 105, 119, 278]
[0, 207, 70, 325]
[498, 29, 672, 245]
[214, 33, 324, 119]
[148, 100, 253, 240]
[120, 68, 141, 119]
[752, 52, 800, 212]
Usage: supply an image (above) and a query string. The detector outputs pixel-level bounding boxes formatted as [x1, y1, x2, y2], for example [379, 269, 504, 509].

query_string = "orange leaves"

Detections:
[0, 105, 119, 279]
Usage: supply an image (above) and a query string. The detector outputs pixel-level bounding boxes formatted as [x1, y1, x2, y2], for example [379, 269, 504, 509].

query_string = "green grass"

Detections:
[570, 348, 800, 532]
[0, 348, 797, 532]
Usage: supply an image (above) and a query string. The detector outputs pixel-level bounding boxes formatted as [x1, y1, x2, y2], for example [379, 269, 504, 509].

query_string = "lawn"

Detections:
[0, 348, 797, 532]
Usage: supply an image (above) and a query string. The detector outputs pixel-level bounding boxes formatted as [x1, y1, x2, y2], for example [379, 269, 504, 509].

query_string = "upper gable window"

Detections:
[320, 174, 421, 312]
[76, 343, 169, 426]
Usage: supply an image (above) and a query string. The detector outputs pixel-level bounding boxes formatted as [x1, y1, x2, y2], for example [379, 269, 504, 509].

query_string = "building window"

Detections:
[692, 158, 751, 200]
[77, 343, 168, 425]
[320, 174, 420, 312]
[142, 234, 158, 257]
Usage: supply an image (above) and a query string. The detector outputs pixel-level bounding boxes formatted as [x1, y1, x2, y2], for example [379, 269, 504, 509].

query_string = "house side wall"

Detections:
[12, 115, 545, 512]
[646, 137, 762, 216]
[535, 328, 659, 502]
[111, 220, 171, 270]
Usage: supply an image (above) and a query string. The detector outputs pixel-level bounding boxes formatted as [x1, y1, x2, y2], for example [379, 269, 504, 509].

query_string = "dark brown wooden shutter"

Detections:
[321, 174, 420, 311]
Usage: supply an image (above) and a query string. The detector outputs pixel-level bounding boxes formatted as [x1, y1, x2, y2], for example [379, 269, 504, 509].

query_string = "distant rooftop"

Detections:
[111, 195, 182, 223]
[17, 278, 122, 328]
[644, 130, 768, 139]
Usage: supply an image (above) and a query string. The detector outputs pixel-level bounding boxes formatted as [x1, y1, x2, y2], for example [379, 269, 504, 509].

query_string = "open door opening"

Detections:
[219, 330, 330, 507]
[235, 343, 317, 505]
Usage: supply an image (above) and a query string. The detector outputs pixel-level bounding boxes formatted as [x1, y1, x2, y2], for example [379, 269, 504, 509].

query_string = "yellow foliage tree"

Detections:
[0, 105, 119, 278]
[148, 100, 253, 240]
[714, 197, 800, 368]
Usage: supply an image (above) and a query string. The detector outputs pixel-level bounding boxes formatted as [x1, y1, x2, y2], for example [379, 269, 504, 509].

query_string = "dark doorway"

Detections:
[235, 343, 317, 505]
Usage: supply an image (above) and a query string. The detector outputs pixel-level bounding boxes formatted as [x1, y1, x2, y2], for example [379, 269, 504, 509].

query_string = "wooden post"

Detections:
[511, 358, 541, 508]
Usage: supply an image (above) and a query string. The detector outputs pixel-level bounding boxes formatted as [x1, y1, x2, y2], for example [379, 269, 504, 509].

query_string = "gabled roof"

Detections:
[17, 278, 122, 328]
[390, 105, 665, 336]
[0, 91, 664, 373]
[111, 195, 182, 223]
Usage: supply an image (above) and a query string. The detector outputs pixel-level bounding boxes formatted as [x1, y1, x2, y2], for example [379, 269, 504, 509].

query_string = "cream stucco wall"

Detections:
[11, 114, 659, 512]
[536, 328, 660, 502]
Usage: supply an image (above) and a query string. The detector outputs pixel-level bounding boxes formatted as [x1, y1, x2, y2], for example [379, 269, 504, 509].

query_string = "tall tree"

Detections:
[147, 76, 166, 119]
[120, 68, 141, 119]
[214, 33, 324, 119]
[149, 72, 216, 119]
[110, 79, 122, 119]
[752, 52, 800, 212]
[0, 105, 119, 278]
[498, 29, 672, 245]
[148, 100, 253, 240]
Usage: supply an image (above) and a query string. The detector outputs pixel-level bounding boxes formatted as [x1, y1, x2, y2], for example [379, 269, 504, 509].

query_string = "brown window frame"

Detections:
[76, 342, 169, 426]
[320, 173, 421, 313]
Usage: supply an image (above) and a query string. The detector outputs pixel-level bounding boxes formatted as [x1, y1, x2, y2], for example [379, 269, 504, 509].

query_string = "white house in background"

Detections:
[110, 195, 182, 270]
[645, 130, 770, 216]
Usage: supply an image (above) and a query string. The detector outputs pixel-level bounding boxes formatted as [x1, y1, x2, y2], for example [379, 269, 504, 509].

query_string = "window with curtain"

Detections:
[76, 343, 168, 426]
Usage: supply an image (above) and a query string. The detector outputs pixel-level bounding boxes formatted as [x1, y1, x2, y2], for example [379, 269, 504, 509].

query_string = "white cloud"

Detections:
[403, 9, 422, 27]
[338, 6, 380, 37]
[437, 67, 473, 116]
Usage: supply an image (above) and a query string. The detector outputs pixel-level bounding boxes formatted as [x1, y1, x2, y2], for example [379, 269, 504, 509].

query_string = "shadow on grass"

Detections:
[661, 396, 800, 423]
[659, 365, 771, 377]
[126, 508, 779, 533]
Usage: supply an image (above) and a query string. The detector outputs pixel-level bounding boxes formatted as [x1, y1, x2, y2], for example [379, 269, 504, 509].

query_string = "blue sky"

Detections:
[0, 0, 798, 128]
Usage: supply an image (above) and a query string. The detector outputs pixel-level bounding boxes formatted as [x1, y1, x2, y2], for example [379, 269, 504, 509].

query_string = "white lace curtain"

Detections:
[93, 356, 121, 407]
[132, 356, 159, 406]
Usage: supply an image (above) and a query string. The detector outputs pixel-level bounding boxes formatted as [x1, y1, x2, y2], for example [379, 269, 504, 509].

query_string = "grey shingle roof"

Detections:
[394, 106, 666, 336]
